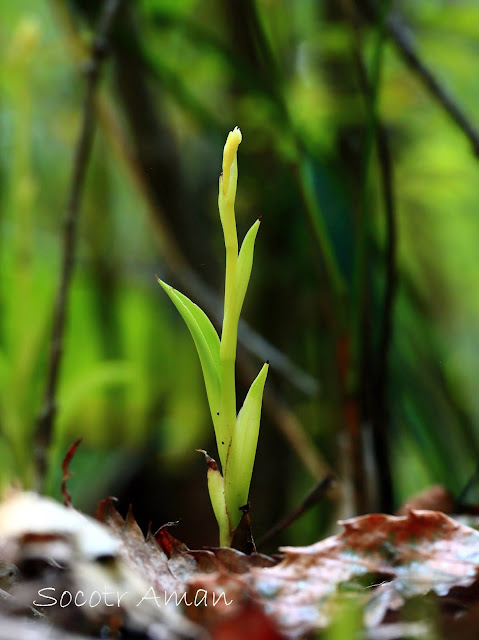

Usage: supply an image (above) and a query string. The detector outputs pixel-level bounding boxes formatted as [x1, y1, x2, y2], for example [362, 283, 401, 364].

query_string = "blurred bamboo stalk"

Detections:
[36, 0, 123, 487]
[340, 0, 397, 513]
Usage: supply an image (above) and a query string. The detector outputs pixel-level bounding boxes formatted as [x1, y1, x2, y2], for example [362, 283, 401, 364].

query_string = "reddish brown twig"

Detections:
[61, 437, 82, 507]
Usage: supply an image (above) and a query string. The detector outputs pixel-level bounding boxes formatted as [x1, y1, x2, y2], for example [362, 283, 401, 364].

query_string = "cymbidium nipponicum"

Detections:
[157, 128, 268, 546]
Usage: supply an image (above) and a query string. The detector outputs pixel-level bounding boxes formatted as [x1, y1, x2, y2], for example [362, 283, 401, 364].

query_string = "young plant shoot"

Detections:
[157, 128, 268, 546]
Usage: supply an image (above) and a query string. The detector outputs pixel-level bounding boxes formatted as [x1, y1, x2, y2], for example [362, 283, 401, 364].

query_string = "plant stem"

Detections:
[219, 224, 238, 466]
[218, 135, 241, 472]
[219, 249, 238, 467]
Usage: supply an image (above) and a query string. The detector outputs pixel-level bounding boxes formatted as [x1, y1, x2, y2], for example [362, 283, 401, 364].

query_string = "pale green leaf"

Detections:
[225, 362, 269, 530]
[158, 279, 222, 427]
[199, 449, 231, 547]
[234, 218, 260, 319]
[169, 286, 221, 372]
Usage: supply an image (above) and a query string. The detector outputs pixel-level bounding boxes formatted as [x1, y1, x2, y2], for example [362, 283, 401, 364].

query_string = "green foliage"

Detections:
[159, 129, 268, 544]
[225, 362, 268, 522]
[158, 279, 222, 440]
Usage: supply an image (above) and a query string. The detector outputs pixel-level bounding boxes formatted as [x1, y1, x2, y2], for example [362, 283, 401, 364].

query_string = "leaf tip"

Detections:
[156, 277, 171, 293]
[197, 449, 219, 472]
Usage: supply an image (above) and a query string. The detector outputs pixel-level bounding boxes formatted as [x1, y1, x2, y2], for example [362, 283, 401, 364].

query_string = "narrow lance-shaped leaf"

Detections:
[233, 218, 261, 321]
[157, 279, 223, 441]
[198, 450, 231, 547]
[167, 286, 221, 374]
[225, 362, 269, 530]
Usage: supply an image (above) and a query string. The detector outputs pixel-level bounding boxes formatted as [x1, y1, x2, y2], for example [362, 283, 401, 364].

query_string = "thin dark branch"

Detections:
[360, 0, 479, 157]
[388, 16, 479, 157]
[35, 0, 123, 485]
[256, 475, 335, 549]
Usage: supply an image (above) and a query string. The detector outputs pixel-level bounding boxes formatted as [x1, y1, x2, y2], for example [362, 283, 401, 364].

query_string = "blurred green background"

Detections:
[1, 0, 479, 550]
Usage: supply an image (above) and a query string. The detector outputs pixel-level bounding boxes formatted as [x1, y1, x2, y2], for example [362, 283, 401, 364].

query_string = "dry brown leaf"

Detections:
[243, 510, 479, 636]
[101, 507, 479, 638]
[5, 494, 479, 639]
